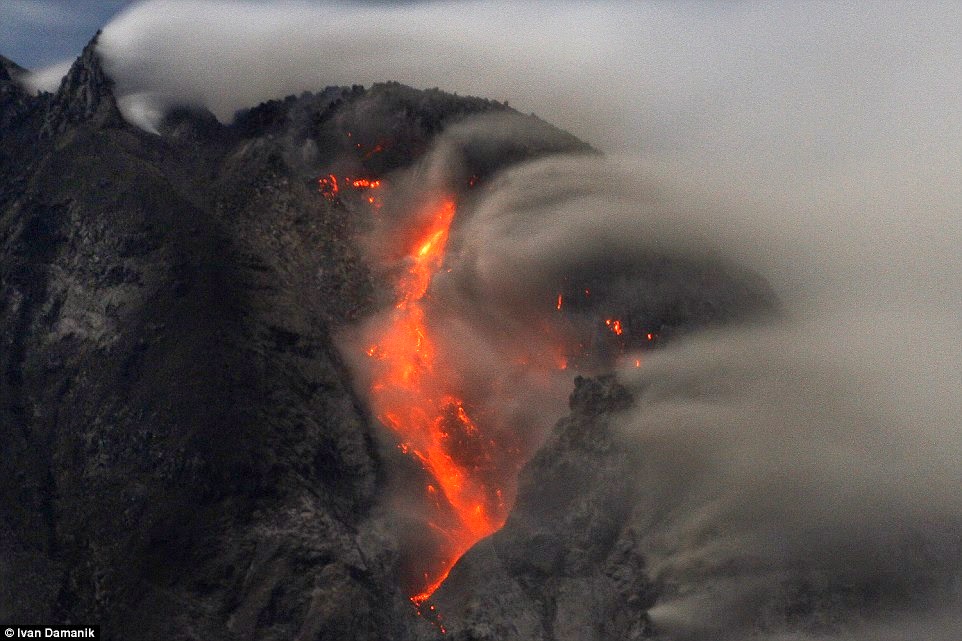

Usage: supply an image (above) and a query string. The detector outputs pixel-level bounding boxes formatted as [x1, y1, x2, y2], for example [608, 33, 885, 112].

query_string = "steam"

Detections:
[19, 60, 70, 93]
[93, 1, 962, 638]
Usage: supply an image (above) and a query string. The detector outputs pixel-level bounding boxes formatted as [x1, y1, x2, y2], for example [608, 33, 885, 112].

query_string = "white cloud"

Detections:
[22, 59, 71, 92]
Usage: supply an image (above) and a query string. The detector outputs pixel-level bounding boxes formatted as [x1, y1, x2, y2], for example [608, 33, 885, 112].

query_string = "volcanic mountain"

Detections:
[0, 35, 779, 640]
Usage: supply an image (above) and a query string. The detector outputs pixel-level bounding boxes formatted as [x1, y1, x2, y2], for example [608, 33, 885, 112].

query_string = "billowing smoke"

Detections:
[342, 123, 961, 636]
[616, 317, 962, 639]
[396, 129, 958, 636]
[89, 0, 962, 637]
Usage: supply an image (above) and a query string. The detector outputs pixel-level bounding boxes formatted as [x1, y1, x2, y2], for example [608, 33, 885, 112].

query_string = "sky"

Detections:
[0, 0, 414, 68]
[0, 0, 133, 67]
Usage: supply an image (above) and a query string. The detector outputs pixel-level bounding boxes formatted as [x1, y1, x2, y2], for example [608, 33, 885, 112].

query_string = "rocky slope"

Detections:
[426, 376, 656, 641]
[1, 38, 383, 641]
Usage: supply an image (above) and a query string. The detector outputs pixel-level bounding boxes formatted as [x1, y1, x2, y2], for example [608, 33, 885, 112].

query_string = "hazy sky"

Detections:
[0, 0, 414, 68]
[0, 0, 132, 67]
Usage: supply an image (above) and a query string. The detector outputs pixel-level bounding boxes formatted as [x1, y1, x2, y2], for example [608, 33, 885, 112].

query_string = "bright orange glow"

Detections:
[634, 359, 641, 368]
[317, 173, 339, 200]
[556, 294, 563, 310]
[362, 198, 511, 605]
[318, 173, 384, 208]
[647, 332, 654, 341]
[605, 319, 624, 336]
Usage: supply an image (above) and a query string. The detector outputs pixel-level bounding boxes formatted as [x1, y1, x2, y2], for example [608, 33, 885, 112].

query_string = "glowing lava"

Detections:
[362, 197, 510, 605]
[350, 178, 382, 189]
[605, 319, 624, 336]
[318, 173, 339, 200]
[352, 193, 654, 606]
[318, 173, 383, 208]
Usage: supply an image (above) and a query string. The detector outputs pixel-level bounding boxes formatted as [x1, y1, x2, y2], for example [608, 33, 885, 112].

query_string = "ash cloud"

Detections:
[345, 111, 960, 638]
[615, 316, 962, 639]
[94, 1, 962, 638]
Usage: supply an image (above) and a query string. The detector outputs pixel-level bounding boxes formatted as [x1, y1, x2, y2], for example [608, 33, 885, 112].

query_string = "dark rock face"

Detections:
[0, 56, 26, 77]
[427, 377, 656, 641]
[0, 55, 33, 133]
[0, 56, 27, 97]
[0, 35, 582, 641]
[41, 33, 123, 136]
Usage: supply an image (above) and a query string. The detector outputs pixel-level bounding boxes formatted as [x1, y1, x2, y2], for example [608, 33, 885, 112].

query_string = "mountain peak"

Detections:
[41, 31, 123, 136]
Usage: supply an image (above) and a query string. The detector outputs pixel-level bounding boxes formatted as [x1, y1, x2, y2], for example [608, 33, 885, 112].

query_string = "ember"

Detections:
[317, 173, 339, 200]
[605, 319, 624, 336]
[316, 173, 382, 208]
[350, 178, 381, 189]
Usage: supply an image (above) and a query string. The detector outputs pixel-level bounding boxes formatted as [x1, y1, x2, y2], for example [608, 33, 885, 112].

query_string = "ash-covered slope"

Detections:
[0, 34, 588, 641]
[425, 377, 655, 641]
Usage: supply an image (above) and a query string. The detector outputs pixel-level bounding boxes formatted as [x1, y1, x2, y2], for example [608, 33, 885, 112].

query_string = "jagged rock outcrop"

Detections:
[0, 56, 26, 77]
[41, 32, 123, 136]
[426, 376, 656, 641]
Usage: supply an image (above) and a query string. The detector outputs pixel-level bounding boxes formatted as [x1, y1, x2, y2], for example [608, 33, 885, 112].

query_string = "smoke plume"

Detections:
[90, 1, 962, 637]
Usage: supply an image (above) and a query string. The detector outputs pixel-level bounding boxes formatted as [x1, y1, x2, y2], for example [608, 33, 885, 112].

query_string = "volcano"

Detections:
[0, 33, 606, 639]
[9, 30, 931, 641]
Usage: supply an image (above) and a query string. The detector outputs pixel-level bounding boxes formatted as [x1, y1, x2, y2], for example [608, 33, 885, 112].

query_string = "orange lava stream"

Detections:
[364, 198, 508, 605]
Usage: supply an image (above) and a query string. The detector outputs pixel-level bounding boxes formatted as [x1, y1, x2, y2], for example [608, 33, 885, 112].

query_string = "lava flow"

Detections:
[362, 197, 511, 605]
[354, 193, 652, 605]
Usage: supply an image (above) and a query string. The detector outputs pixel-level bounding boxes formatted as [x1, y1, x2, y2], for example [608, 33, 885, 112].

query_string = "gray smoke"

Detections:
[90, 1, 962, 638]
[615, 316, 961, 639]
[345, 119, 961, 637]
